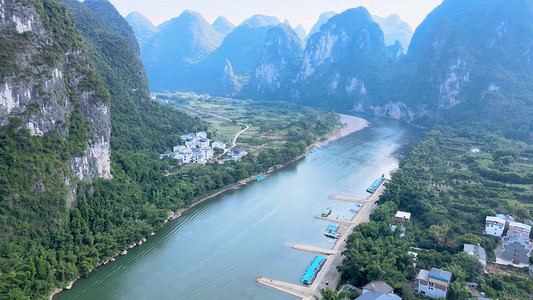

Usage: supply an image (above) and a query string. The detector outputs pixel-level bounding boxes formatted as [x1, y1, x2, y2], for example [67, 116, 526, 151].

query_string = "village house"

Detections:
[159, 149, 172, 159]
[496, 213, 515, 224]
[180, 133, 195, 141]
[161, 132, 244, 164]
[485, 216, 506, 237]
[196, 131, 207, 139]
[200, 147, 214, 161]
[416, 268, 452, 299]
[508, 222, 532, 238]
[227, 148, 247, 161]
[212, 140, 226, 149]
[359, 281, 401, 300]
[161, 132, 215, 164]
[463, 244, 487, 268]
[501, 232, 532, 265]
[392, 211, 411, 225]
[198, 138, 210, 148]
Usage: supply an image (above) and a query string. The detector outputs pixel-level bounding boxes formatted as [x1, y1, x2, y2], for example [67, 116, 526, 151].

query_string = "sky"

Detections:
[108, 0, 443, 32]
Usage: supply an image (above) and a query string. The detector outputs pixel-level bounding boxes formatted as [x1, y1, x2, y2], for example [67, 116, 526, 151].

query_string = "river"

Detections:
[56, 114, 421, 300]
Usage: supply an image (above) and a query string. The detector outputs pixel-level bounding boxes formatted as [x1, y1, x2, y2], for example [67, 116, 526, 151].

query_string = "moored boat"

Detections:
[321, 208, 332, 217]
[254, 175, 267, 181]
[300, 255, 326, 285]
[366, 175, 386, 193]
[169, 212, 182, 220]
[324, 231, 340, 239]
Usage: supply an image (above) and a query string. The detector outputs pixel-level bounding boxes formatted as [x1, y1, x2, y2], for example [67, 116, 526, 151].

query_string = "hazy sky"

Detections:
[108, 0, 443, 32]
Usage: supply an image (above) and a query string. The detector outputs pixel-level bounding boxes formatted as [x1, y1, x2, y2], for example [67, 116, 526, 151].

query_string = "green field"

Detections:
[154, 92, 322, 154]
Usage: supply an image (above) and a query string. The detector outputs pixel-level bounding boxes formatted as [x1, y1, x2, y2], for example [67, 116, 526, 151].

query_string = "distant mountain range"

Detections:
[129, 0, 533, 140]
[372, 14, 413, 52]
[125, 11, 159, 48]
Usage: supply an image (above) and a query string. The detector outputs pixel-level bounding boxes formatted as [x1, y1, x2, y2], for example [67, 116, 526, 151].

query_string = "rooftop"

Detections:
[429, 268, 452, 283]
[509, 222, 532, 232]
[463, 244, 487, 265]
[395, 211, 411, 220]
[486, 216, 506, 225]
[358, 291, 401, 300]
[362, 281, 394, 294]
[416, 269, 429, 281]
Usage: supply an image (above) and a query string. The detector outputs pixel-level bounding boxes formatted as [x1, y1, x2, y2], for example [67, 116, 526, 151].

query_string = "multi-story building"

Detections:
[198, 138, 210, 148]
[485, 216, 506, 237]
[212, 140, 226, 149]
[501, 233, 532, 265]
[508, 222, 532, 238]
[416, 268, 452, 299]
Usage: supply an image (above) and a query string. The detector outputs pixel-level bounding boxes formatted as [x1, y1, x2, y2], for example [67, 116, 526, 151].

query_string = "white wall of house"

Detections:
[417, 283, 447, 299]
[485, 222, 504, 237]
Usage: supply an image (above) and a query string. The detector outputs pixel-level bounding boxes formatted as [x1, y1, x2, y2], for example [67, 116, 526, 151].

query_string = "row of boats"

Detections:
[300, 175, 385, 285]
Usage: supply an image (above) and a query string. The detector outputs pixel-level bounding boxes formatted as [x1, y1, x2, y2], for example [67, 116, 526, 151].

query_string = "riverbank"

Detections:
[50, 113, 369, 299]
[316, 114, 369, 147]
[169, 114, 370, 220]
[257, 181, 387, 299]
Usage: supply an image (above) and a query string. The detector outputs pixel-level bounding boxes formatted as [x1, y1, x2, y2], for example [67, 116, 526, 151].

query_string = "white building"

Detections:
[227, 148, 247, 161]
[192, 153, 204, 164]
[416, 268, 452, 299]
[392, 211, 411, 225]
[180, 133, 195, 141]
[198, 138, 210, 148]
[185, 138, 198, 148]
[175, 152, 192, 163]
[212, 140, 226, 149]
[200, 148, 214, 161]
[485, 216, 506, 237]
[196, 131, 207, 139]
[508, 222, 532, 238]
[173, 145, 188, 153]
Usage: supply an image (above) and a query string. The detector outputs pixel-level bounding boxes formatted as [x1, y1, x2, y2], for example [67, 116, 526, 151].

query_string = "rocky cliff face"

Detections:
[244, 24, 304, 99]
[291, 7, 390, 109]
[0, 0, 111, 182]
[400, 0, 533, 121]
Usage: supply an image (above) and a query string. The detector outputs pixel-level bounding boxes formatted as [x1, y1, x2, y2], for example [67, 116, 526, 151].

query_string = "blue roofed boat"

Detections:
[366, 175, 386, 194]
[300, 255, 326, 284]
[326, 224, 339, 232]
[254, 175, 267, 181]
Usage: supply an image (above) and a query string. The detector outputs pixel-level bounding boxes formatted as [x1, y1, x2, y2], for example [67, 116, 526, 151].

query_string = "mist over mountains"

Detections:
[127, 0, 533, 141]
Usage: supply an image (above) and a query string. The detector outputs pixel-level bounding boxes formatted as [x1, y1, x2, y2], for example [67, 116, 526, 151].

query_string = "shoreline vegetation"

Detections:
[49, 113, 369, 299]
[179, 114, 370, 216]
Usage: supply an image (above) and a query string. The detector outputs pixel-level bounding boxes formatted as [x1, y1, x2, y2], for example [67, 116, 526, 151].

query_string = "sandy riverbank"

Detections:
[316, 114, 370, 147]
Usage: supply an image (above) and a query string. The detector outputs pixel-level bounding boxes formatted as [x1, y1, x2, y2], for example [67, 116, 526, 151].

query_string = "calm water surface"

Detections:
[56, 114, 421, 300]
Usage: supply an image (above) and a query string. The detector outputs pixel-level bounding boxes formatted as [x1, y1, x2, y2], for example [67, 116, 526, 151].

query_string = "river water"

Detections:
[56, 114, 421, 300]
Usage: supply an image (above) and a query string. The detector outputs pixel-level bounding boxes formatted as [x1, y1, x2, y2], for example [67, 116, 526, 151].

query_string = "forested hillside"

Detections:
[0, 2, 343, 298]
[331, 126, 533, 300]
